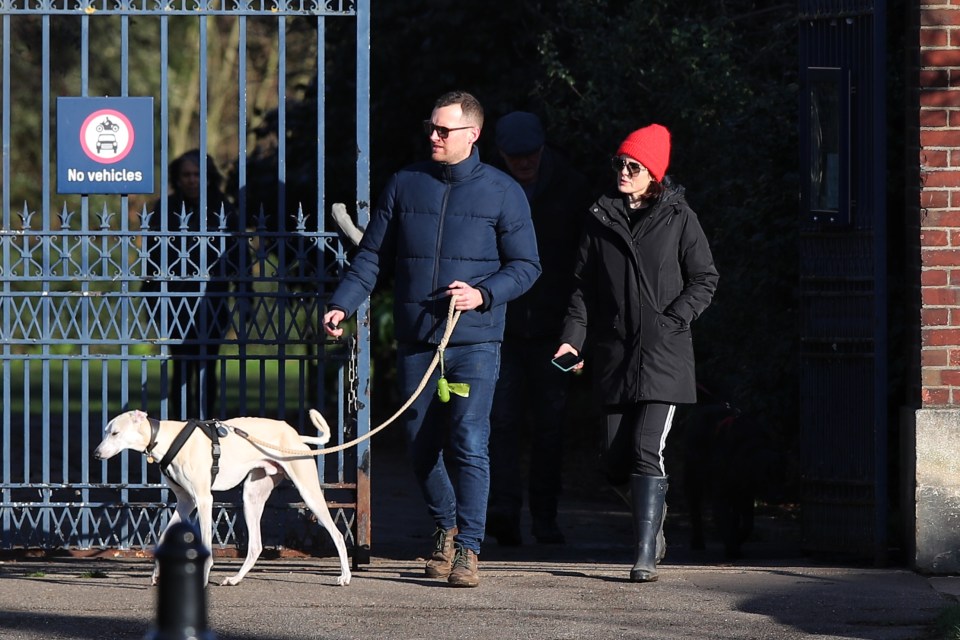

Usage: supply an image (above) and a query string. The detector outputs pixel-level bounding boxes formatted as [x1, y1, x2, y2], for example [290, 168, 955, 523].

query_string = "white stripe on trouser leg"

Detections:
[656, 404, 676, 476]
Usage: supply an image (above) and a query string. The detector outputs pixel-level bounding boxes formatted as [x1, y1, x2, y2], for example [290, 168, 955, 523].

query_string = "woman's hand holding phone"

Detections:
[551, 345, 583, 372]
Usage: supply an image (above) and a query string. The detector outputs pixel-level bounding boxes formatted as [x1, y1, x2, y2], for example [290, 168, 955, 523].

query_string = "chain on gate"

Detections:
[347, 335, 360, 430]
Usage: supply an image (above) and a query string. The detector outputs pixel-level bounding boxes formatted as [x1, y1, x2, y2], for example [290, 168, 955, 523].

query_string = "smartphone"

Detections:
[551, 352, 583, 372]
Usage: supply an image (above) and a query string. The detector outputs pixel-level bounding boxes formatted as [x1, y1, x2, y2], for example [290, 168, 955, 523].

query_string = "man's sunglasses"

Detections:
[423, 120, 473, 139]
[611, 156, 648, 177]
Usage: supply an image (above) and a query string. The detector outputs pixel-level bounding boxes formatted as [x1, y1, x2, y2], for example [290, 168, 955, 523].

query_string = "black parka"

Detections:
[559, 184, 718, 405]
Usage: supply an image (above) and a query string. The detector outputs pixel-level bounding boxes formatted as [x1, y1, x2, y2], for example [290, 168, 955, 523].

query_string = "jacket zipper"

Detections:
[432, 167, 452, 342]
[601, 203, 646, 399]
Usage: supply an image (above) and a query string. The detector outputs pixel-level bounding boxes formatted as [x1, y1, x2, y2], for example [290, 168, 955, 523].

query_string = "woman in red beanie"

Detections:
[555, 124, 718, 582]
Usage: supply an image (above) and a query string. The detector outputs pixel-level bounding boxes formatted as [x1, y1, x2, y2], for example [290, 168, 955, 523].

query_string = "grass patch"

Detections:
[26, 571, 46, 578]
[936, 605, 960, 640]
[80, 570, 108, 579]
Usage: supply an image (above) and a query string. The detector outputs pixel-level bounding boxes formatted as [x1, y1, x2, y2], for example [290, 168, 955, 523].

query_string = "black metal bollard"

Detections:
[144, 521, 217, 640]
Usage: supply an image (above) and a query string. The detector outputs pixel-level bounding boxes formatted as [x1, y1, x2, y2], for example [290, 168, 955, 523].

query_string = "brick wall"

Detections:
[917, 1, 960, 406]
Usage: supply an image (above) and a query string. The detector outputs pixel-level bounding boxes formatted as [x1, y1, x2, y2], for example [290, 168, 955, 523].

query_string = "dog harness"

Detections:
[156, 419, 228, 485]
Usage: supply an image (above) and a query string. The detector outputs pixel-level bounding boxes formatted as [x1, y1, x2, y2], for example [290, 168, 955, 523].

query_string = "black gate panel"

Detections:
[798, 0, 888, 561]
[0, 1, 374, 561]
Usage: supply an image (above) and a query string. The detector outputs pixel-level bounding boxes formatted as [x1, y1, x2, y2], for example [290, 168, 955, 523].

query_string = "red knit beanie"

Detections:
[615, 124, 671, 182]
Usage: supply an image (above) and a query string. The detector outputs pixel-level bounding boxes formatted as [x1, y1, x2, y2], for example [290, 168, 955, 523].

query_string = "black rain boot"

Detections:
[656, 500, 667, 564]
[613, 482, 665, 561]
[630, 474, 669, 583]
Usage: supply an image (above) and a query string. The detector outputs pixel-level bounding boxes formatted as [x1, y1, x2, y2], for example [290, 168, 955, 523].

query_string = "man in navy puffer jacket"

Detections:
[323, 91, 541, 587]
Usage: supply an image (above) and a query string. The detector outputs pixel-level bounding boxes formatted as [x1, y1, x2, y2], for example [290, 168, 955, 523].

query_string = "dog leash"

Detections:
[231, 296, 462, 457]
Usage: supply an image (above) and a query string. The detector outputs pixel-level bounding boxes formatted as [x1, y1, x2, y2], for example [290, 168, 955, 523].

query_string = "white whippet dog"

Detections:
[94, 409, 351, 587]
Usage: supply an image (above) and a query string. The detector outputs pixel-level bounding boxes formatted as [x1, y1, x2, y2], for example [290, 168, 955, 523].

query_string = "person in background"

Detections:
[322, 91, 541, 588]
[144, 150, 238, 420]
[555, 124, 718, 582]
[486, 111, 591, 546]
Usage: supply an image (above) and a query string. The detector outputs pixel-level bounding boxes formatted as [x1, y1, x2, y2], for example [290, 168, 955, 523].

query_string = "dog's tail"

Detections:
[303, 409, 332, 445]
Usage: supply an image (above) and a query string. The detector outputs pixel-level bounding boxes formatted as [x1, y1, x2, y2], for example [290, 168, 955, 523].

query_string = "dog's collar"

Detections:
[145, 417, 161, 463]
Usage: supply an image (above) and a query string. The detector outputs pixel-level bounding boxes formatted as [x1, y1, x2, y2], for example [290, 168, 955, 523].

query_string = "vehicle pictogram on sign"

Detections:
[57, 96, 154, 194]
[80, 109, 134, 164]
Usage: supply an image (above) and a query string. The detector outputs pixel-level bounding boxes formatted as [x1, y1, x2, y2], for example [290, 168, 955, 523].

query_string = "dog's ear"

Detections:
[132, 409, 147, 422]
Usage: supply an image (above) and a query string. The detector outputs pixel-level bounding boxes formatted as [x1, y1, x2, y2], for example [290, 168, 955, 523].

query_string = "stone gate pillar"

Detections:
[907, 0, 960, 574]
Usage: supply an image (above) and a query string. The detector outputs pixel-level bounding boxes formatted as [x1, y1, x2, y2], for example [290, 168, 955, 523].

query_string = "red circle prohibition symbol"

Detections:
[80, 109, 135, 164]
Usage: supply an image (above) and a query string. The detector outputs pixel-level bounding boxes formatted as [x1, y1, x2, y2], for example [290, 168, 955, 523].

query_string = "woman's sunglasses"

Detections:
[423, 120, 472, 139]
[611, 156, 648, 177]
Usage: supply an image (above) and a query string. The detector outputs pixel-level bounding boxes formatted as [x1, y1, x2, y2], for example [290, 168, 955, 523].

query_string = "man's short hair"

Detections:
[435, 90, 484, 129]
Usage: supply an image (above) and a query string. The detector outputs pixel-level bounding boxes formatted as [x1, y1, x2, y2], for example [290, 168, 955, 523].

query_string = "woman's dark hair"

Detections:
[644, 179, 665, 200]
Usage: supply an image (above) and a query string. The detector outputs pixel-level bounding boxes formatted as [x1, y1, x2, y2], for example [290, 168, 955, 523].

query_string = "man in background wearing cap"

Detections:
[486, 111, 592, 546]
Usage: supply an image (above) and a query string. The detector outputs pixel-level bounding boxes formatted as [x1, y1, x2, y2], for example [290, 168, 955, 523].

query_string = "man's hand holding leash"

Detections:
[323, 309, 346, 337]
[447, 280, 483, 311]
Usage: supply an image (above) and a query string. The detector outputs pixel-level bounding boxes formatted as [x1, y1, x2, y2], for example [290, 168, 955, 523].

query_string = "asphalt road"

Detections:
[0, 446, 955, 640]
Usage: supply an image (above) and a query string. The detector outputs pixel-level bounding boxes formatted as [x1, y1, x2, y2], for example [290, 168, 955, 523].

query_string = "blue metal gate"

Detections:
[0, 0, 372, 562]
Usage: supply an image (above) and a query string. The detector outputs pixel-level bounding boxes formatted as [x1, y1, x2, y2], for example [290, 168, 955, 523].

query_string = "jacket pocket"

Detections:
[658, 312, 689, 333]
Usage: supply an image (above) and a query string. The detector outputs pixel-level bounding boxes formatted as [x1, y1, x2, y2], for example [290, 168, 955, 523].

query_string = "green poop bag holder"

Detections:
[436, 347, 470, 403]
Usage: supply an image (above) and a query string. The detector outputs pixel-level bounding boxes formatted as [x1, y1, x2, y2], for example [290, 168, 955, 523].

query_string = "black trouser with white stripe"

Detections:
[602, 402, 676, 481]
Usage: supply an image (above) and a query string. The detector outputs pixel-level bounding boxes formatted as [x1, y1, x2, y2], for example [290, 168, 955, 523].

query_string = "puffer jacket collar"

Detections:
[433, 147, 482, 183]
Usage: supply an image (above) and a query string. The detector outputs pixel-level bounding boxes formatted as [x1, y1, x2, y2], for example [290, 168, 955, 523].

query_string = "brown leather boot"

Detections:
[447, 543, 480, 587]
[424, 526, 458, 578]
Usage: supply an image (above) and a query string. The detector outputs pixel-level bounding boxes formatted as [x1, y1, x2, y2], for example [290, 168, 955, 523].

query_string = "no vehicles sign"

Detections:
[57, 97, 154, 194]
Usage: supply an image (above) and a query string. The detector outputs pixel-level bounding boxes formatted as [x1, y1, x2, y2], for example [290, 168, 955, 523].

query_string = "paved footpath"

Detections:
[1, 446, 957, 640]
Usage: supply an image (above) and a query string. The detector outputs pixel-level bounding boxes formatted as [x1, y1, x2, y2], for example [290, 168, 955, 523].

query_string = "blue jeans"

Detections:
[397, 342, 501, 554]
[488, 339, 571, 521]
